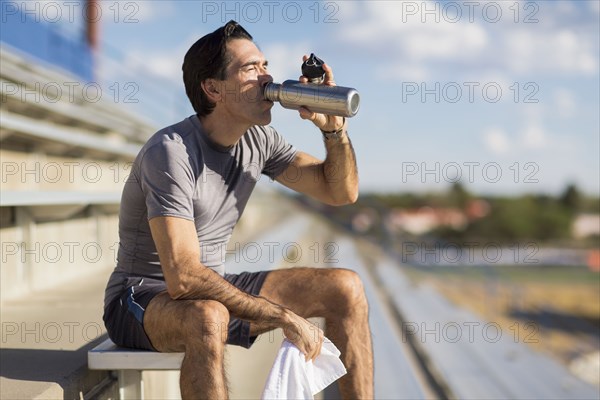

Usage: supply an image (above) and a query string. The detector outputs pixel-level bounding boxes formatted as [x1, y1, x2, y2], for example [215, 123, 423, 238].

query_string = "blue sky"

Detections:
[97, 0, 599, 196]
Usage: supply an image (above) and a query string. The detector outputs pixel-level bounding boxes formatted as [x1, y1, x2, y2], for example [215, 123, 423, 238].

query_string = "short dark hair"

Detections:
[182, 20, 253, 117]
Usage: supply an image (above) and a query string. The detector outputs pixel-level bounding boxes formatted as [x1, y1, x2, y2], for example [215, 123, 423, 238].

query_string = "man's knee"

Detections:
[330, 269, 368, 314]
[185, 300, 230, 348]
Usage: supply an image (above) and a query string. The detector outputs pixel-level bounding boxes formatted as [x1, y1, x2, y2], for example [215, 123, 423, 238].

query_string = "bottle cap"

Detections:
[301, 53, 325, 83]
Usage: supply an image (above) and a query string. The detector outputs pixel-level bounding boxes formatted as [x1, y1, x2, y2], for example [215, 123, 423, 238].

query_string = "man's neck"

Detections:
[198, 112, 251, 148]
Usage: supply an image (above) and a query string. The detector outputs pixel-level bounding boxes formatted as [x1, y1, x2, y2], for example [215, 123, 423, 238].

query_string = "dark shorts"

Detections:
[103, 271, 270, 351]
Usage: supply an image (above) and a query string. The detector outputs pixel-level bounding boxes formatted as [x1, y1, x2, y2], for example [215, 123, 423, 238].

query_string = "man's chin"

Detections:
[258, 110, 272, 126]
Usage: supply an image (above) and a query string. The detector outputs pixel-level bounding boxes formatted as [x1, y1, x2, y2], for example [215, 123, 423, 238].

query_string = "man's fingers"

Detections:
[314, 342, 323, 360]
[298, 107, 318, 122]
[307, 328, 323, 361]
[298, 107, 311, 120]
[306, 344, 318, 362]
[323, 63, 335, 86]
[285, 315, 325, 362]
[315, 330, 324, 359]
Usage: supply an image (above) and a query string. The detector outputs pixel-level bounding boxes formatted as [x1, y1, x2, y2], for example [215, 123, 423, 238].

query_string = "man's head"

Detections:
[182, 20, 253, 117]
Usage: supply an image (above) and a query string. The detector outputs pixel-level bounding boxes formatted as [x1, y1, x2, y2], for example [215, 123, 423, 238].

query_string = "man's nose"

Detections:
[258, 74, 273, 87]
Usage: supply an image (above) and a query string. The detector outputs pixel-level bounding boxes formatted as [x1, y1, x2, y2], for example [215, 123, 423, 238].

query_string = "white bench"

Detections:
[88, 338, 184, 399]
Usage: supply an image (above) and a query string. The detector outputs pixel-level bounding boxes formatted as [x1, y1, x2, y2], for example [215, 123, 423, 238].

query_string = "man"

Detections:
[103, 20, 373, 399]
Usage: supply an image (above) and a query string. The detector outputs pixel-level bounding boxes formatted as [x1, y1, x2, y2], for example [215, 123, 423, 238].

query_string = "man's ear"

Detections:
[201, 79, 222, 102]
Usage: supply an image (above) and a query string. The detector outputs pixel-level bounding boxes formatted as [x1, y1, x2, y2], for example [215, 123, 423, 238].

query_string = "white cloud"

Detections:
[336, 1, 488, 60]
[333, 1, 490, 81]
[521, 124, 548, 149]
[501, 28, 597, 75]
[335, 1, 361, 21]
[131, 1, 158, 21]
[331, 0, 598, 80]
[126, 50, 182, 83]
[555, 0, 578, 17]
[403, 23, 488, 61]
[484, 127, 510, 155]
[553, 88, 577, 118]
[518, 104, 549, 149]
[103, 1, 176, 23]
[468, 71, 512, 94]
[484, 104, 552, 155]
[114, 32, 204, 84]
[375, 63, 429, 82]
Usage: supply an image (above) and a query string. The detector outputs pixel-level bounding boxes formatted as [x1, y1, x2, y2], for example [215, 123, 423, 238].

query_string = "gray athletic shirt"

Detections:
[104, 115, 297, 306]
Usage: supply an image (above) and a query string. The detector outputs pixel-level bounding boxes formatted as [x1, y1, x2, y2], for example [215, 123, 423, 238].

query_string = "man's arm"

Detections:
[149, 216, 323, 359]
[276, 127, 358, 206]
[275, 58, 358, 205]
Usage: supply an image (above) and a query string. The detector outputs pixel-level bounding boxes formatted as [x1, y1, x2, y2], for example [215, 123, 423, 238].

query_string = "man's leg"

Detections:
[252, 267, 374, 399]
[143, 293, 230, 400]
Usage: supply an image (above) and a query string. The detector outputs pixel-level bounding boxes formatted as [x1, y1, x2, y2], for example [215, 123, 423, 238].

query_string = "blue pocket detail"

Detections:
[126, 286, 145, 324]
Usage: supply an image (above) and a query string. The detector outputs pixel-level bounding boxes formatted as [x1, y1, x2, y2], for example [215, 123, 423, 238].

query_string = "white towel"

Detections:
[262, 338, 347, 400]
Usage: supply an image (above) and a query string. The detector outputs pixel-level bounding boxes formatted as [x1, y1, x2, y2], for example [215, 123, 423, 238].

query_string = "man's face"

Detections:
[218, 38, 273, 126]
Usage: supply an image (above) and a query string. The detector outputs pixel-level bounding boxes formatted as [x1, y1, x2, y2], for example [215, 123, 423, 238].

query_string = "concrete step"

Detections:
[376, 260, 599, 400]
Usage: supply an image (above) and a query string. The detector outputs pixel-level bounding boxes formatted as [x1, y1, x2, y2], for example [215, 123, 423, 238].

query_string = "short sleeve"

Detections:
[262, 126, 298, 179]
[138, 140, 196, 221]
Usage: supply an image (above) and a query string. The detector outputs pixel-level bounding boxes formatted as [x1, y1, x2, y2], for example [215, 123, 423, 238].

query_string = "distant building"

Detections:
[387, 206, 468, 235]
[465, 199, 491, 220]
[572, 214, 600, 239]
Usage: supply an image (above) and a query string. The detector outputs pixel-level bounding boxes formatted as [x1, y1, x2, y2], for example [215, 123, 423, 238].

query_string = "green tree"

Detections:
[560, 183, 581, 212]
[448, 182, 471, 208]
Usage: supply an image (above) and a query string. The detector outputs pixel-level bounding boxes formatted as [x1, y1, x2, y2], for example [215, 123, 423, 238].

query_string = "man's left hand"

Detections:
[297, 55, 345, 133]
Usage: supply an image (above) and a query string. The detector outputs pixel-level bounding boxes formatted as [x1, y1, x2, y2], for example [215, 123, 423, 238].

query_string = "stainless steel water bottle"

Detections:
[263, 54, 360, 118]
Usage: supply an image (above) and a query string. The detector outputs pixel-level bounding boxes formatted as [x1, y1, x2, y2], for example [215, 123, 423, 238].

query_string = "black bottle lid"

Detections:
[301, 53, 325, 81]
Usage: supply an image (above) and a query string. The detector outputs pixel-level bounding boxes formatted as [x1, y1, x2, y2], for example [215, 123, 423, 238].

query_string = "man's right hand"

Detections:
[281, 309, 324, 361]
